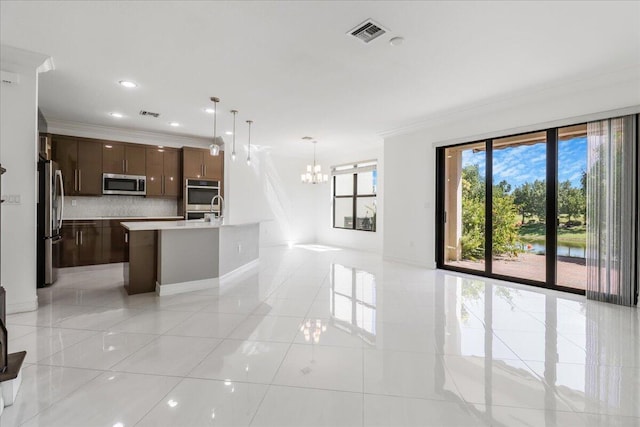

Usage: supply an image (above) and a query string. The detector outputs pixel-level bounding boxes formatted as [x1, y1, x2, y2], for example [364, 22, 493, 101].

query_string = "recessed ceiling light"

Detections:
[225, 131, 233, 135]
[204, 108, 215, 114]
[158, 145, 164, 148]
[389, 36, 405, 46]
[118, 80, 137, 88]
[109, 112, 123, 118]
[169, 122, 180, 127]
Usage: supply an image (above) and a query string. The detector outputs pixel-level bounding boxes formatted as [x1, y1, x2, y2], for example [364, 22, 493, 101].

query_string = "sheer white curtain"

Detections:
[586, 115, 638, 306]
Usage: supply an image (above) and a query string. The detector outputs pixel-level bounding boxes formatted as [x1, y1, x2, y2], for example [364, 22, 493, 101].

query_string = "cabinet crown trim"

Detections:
[47, 119, 211, 148]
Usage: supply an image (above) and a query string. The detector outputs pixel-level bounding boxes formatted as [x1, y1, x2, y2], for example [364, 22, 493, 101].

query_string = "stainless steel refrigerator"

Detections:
[37, 160, 64, 287]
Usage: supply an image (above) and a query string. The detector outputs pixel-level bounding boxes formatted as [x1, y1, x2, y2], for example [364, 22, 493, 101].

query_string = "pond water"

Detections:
[519, 242, 586, 258]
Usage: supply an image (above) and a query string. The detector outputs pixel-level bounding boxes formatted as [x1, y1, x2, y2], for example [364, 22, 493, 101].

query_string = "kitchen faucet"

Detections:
[210, 194, 224, 221]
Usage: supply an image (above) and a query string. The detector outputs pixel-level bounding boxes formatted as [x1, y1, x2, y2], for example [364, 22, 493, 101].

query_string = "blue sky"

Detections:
[461, 137, 586, 189]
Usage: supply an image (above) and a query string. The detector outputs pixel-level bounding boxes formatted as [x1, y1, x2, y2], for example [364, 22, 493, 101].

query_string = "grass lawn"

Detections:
[518, 222, 586, 247]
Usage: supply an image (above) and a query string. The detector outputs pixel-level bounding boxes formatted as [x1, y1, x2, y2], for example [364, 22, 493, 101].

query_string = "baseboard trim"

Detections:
[156, 277, 220, 296]
[220, 259, 260, 286]
[6, 299, 38, 315]
[156, 258, 259, 296]
[383, 255, 435, 269]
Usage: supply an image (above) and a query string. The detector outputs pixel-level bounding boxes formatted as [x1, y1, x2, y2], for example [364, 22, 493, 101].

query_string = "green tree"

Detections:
[495, 180, 511, 195]
[460, 164, 485, 260]
[462, 164, 484, 201]
[459, 164, 521, 259]
[491, 189, 521, 256]
[512, 180, 546, 223]
[558, 180, 585, 221]
[580, 170, 587, 195]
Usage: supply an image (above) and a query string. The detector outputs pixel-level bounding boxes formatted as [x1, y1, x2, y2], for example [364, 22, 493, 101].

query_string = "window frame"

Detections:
[332, 161, 377, 232]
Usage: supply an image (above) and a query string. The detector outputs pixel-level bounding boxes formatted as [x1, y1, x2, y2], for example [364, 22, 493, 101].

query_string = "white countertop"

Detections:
[121, 219, 258, 231]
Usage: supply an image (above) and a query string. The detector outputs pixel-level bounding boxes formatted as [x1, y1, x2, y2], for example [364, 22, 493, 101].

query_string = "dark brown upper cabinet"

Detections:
[52, 135, 103, 196]
[182, 147, 223, 181]
[145, 147, 180, 197]
[103, 143, 146, 175]
[204, 150, 223, 181]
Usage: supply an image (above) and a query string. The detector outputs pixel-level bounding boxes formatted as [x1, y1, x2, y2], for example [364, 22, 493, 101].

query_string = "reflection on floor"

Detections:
[5, 246, 639, 426]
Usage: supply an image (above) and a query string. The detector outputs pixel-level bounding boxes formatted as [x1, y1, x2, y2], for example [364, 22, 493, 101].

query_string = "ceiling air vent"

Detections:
[348, 19, 387, 43]
[139, 110, 160, 118]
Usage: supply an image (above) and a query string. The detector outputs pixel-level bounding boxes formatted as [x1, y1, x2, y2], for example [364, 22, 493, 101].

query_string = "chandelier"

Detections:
[300, 138, 328, 184]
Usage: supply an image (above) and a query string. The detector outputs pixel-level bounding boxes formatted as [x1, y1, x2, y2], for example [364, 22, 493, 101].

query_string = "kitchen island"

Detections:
[120, 220, 259, 296]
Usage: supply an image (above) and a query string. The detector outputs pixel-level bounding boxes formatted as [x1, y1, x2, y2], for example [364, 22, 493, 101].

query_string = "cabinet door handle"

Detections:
[80, 230, 83, 245]
[78, 170, 82, 192]
[75, 230, 79, 245]
[204, 165, 207, 177]
[125, 159, 128, 173]
[74, 169, 78, 191]
[125, 232, 128, 243]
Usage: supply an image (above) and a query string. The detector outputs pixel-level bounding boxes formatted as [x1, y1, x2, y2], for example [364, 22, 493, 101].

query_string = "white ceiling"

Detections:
[1, 1, 639, 155]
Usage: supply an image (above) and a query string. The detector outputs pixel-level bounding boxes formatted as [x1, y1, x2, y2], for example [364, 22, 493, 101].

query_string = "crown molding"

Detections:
[45, 119, 212, 148]
[429, 104, 640, 149]
[379, 64, 640, 139]
[1, 44, 52, 70]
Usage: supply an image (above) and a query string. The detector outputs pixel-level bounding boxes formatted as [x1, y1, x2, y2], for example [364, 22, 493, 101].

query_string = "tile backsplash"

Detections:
[63, 196, 179, 218]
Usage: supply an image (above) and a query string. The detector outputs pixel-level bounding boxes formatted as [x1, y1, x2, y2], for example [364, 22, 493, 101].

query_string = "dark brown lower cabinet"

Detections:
[124, 230, 157, 295]
[102, 221, 127, 263]
[58, 218, 177, 268]
[59, 221, 104, 267]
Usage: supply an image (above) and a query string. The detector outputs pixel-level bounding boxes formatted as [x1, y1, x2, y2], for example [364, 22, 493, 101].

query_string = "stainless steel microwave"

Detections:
[102, 173, 146, 195]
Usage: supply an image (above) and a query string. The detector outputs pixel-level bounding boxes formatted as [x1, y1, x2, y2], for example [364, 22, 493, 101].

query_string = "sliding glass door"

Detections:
[437, 125, 584, 293]
[556, 124, 588, 290]
[437, 115, 638, 299]
[442, 142, 486, 271]
[491, 131, 547, 282]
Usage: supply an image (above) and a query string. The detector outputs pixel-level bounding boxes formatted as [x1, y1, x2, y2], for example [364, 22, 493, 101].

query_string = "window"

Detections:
[436, 121, 597, 294]
[332, 161, 377, 231]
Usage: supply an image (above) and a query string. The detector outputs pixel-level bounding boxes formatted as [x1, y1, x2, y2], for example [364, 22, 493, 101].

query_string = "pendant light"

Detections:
[300, 138, 328, 184]
[209, 96, 225, 156]
[230, 110, 238, 161]
[246, 120, 253, 165]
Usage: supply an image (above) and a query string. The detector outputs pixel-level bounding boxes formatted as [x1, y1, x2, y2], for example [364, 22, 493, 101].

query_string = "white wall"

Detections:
[383, 133, 436, 267]
[315, 144, 384, 253]
[225, 148, 319, 247]
[1, 45, 52, 313]
[383, 66, 640, 268]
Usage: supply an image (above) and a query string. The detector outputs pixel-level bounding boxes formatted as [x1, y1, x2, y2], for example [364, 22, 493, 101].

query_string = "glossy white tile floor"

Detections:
[4, 246, 640, 426]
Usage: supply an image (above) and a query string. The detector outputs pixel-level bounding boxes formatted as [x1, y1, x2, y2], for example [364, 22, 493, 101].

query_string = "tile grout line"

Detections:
[248, 261, 329, 425]
[9, 364, 103, 427]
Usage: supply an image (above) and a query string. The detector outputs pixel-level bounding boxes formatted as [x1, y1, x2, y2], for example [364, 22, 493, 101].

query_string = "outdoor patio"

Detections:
[447, 253, 586, 290]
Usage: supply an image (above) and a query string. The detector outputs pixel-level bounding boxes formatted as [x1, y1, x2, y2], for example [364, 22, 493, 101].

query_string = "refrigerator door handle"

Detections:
[56, 170, 64, 230]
